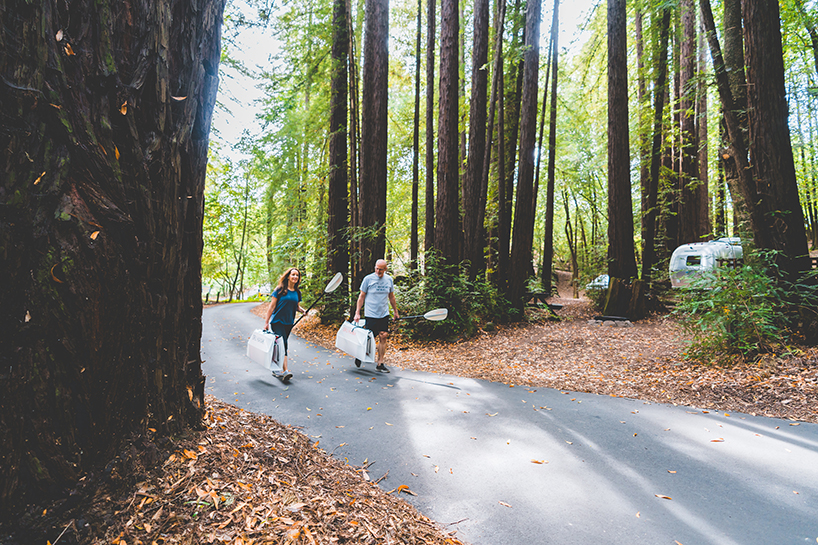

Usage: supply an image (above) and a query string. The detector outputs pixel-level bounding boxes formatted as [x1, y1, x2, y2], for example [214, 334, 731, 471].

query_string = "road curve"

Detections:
[202, 303, 818, 545]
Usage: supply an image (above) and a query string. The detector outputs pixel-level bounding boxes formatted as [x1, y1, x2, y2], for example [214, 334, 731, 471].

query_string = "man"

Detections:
[354, 259, 400, 372]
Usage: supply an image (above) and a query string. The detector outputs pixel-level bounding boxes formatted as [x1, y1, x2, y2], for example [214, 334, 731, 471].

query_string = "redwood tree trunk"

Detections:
[678, 0, 700, 245]
[435, 0, 461, 264]
[508, 0, 542, 310]
[607, 0, 638, 280]
[425, 0, 437, 261]
[742, 0, 811, 277]
[0, 0, 225, 513]
[328, 0, 350, 314]
[359, 0, 389, 284]
[462, 0, 489, 279]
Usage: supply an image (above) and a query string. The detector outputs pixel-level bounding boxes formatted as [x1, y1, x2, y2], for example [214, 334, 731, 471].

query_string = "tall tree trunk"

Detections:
[359, 0, 389, 285]
[347, 0, 362, 283]
[0, 0, 225, 512]
[702, 0, 810, 278]
[697, 16, 710, 239]
[411, 0, 423, 270]
[720, 0, 751, 239]
[678, 0, 700, 245]
[636, 7, 650, 251]
[435, 0, 461, 264]
[425, 0, 437, 262]
[641, 7, 672, 283]
[541, 0, 559, 295]
[478, 0, 507, 282]
[498, 0, 526, 290]
[328, 0, 350, 315]
[462, 0, 490, 279]
[508, 0, 542, 310]
[606, 0, 638, 281]
[742, 0, 811, 277]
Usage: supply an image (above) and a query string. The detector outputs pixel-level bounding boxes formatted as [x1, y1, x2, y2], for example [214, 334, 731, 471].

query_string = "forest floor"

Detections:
[6, 271, 816, 545]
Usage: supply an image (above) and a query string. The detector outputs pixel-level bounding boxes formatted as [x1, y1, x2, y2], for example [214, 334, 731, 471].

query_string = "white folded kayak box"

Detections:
[246, 329, 285, 371]
[335, 320, 376, 364]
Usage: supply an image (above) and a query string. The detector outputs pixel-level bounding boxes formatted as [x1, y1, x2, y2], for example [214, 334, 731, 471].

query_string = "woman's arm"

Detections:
[264, 293, 278, 329]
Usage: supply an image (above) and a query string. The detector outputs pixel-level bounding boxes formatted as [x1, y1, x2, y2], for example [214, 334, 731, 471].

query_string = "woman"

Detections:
[263, 267, 307, 380]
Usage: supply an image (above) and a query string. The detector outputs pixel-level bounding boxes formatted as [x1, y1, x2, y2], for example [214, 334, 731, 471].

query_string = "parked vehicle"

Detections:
[585, 274, 610, 292]
[669, 237, 743, 288]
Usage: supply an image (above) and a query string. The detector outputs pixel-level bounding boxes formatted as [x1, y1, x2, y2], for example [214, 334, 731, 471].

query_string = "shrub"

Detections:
[673, 249, 818, 363]
[394, 253, 513, 341]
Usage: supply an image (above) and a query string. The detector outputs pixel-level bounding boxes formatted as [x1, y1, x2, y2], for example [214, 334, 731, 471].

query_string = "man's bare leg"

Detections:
[376, 331, 388, 364]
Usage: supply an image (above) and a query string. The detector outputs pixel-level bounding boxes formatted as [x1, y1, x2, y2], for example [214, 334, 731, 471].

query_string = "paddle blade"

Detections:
[324, 272, 343, 293]
[423, 308, 448, 321]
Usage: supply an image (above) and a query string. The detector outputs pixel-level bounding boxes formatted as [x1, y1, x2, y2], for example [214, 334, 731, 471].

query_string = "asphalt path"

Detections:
[202, 303, 818, 544]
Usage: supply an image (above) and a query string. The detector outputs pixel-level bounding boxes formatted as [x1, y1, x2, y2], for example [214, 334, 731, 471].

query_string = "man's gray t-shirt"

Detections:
[360, 272, 394, 319]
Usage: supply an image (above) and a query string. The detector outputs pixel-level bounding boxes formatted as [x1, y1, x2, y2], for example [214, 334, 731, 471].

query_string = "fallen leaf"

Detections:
[25, 311, 32, 323]
[56, 29, 64, 41]
[64, 43, 75, 56]
[531, 460, 548, 464]
[636, 511, 640, 518]
[565, 441, 573, 445]
[667, 470, 676, 474]
[711, 438, 724, 442]
[171, 96, 187, 101]
[498, 501, 512, 508]
[655, 494, 672, 500]
[120, 102, 128, 115]
[486, 412, 498, 417]
[385, 422, 393, 426]
[90, 231, 100, 240]
[34, 171, 45, 185]
[790, 423, 800, 426]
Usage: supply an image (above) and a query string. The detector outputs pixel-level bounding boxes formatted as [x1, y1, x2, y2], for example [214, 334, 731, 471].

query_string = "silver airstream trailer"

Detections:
[669, 237, 743, 288]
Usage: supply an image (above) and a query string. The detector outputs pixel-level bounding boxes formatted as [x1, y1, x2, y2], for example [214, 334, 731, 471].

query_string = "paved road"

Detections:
[202, 303, 818, 545]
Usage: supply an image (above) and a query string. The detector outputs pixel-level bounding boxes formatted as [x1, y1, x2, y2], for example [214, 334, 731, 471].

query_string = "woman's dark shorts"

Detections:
[270, 322, 294, 354]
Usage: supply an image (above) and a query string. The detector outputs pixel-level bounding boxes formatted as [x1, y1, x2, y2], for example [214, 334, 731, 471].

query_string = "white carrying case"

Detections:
[334, 320, 376, 363]
[246, 329, 285, 371]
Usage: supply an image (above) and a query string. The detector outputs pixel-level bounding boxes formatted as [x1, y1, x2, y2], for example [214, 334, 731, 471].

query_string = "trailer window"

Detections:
[686, 255, 701, 266]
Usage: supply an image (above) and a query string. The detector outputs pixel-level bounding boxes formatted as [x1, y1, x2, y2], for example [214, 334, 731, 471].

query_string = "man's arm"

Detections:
[388, 291, 399, 319]
[353, 291, 366, 322]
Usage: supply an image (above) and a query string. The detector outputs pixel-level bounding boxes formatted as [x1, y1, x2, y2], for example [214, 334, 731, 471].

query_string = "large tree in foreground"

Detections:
[508, 0, 542, 310]
[606, 0, 638, 281]
[0, 0, 225, 513]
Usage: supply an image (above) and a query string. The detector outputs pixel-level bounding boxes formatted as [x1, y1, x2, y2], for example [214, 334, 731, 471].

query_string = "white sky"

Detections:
[211, 0, 597, 156]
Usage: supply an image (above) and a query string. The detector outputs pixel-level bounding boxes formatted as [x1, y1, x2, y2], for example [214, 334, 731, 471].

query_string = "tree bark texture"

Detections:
[641, 7, 672, 283]
[720, 0, 751, 238]
[359, 0, 389, 284]
[508, 0, 541, 310]
[435, 0, 461, 264]
[606, 0, 638, 280]
[542, 0, 559, 296]
[0, 0, 225, 512]
[328, 0, 350, 310]
[411, 0, 422, 270]
[425, 0, 437, 261]
[742, 0, 811, 275]
[678, 0, 700, 245]
[462, 0, 489, 279]
[697, 18, 711, 240]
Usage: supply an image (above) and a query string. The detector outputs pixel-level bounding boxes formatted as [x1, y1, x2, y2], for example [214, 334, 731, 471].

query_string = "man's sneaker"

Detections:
[376, 364, 389, 373]
[281, 371, 293, 382]
[354, 358, 362, 368]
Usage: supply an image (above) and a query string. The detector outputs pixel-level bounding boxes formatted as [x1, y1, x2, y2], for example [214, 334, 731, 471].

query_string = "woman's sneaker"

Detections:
[376, 364, 389, 373]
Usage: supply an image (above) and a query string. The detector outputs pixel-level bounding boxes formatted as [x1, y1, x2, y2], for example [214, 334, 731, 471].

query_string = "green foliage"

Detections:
[394, 253, 513, 341]
[673, 250, 818, 363]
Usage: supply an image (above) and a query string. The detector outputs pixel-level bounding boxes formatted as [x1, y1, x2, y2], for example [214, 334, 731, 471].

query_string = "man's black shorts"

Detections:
[364, 316, 390, 335]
